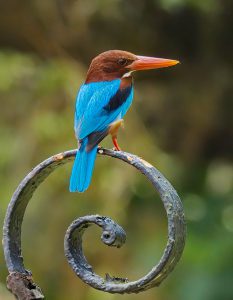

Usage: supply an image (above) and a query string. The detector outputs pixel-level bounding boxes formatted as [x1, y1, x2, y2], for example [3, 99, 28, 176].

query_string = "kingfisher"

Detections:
[69, 50, 179, 192]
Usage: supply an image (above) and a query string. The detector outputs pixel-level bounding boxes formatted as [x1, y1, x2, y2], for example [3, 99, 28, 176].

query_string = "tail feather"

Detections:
[69, 138, 97, 192]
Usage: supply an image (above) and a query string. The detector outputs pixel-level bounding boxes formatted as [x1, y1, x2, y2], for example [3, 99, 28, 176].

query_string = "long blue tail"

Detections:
[69, 138, 97, 192]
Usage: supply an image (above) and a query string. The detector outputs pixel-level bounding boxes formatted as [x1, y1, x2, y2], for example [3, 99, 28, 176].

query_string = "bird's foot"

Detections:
[112, 137, 121, 151]
[109, 119, 124, 151]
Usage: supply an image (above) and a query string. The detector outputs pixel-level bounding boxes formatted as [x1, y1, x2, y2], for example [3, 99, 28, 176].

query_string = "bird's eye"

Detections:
[117, 58, 128, 66]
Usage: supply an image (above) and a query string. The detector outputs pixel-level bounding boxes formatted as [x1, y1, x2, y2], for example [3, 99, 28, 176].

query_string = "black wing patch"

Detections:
[86, 129, 108, 152]
[103, 85, 132, 112]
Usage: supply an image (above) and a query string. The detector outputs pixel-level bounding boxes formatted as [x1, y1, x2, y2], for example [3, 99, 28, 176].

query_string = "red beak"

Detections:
[128, 55, 179, 71]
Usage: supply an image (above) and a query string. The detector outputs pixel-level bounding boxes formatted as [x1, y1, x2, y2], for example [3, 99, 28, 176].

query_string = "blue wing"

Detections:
[74, 79, 133, 140]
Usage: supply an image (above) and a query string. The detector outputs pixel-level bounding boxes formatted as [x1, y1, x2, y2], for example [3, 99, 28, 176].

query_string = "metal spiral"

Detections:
[3, 148, 186, 299]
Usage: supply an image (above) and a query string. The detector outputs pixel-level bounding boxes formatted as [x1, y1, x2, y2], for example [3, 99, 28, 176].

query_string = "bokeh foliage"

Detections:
[0, 0, 232, 299]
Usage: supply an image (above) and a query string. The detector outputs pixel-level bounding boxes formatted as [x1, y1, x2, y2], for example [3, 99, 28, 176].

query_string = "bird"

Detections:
[69, 50, 179, 192]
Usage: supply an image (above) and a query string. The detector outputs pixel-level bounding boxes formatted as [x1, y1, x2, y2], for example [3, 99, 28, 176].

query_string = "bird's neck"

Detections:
[86, 70, 117, 83]
[85, 73, 133, 89]
[120, 76, 133, 89]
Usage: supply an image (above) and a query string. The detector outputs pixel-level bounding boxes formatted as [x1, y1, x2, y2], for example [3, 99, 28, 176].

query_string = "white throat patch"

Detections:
[122, 71, 133, 78]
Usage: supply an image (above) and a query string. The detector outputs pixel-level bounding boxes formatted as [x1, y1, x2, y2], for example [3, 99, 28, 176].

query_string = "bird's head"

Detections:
[85, 50, 179, 83]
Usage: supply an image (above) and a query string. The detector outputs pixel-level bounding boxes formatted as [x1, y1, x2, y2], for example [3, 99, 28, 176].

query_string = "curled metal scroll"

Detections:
[3, 148, 186, 299]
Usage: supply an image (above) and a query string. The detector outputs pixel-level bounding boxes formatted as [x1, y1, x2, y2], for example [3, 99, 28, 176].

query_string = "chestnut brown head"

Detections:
[85, 50, 179, 83]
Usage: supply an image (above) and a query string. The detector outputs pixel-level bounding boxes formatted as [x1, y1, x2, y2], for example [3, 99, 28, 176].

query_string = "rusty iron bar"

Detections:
[3, 148, 186, 299]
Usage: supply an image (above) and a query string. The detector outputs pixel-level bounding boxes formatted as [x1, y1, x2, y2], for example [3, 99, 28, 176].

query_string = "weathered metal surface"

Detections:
[6, 272, 44, 300]
[3, 148, 186, 299]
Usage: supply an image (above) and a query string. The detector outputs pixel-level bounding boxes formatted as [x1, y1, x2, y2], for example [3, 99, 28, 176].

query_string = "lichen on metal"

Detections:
[2, 148, 186, 299]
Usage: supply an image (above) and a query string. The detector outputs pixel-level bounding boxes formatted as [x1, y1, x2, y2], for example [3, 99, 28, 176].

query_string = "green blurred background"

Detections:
[0, 0, 233, 299]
